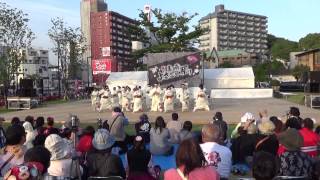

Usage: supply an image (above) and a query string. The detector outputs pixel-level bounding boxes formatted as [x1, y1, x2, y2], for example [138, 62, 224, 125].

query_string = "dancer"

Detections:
[193, 84, 210, 112]
[133, 87, 143, 113]
[91, 88, 100, 111]
[111, 87, 120, 108]
[150, 84, 162, 112]
[99, 86, 112, 112]
[180, 83, 191, 112]
[164, 86, 174, 112]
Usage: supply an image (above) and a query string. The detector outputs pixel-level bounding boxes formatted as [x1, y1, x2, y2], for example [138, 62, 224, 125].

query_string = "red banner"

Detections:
[92, 59, 112, 75]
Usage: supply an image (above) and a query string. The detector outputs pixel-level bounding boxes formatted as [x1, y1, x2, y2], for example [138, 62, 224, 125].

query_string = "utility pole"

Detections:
[86, 56, 92, 88]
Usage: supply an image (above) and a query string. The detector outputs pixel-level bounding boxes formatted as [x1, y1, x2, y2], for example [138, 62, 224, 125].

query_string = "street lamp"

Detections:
[86, 56, 92, 88]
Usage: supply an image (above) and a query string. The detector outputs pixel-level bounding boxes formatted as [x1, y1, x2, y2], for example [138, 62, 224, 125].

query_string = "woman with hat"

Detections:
[86, 129, 126, 179]
[278, 128, 313, 177]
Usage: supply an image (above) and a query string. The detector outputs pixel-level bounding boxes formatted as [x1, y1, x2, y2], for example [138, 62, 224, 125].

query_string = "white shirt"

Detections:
[48, 159, 82, 178]
[200, 142, 232, 178]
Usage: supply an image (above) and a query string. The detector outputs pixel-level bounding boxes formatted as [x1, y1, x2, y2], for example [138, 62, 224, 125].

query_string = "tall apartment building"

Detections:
[199, 5, 268, 55]
[90, 11, 138, 84]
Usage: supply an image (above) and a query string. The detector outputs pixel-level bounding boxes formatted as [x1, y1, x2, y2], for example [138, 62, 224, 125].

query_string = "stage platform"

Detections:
[1, 98, 319, 124]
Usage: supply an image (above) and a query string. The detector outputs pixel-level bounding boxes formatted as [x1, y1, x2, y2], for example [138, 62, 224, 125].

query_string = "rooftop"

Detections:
[295, 48, 320, 57]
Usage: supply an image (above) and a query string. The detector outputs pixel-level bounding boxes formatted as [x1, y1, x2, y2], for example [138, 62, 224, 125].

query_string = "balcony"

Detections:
[219, 30, 228, 34]
[219, 24, 228, 28]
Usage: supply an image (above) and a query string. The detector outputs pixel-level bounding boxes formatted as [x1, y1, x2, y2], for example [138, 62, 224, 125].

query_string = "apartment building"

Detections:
[199, 5, 268, 55]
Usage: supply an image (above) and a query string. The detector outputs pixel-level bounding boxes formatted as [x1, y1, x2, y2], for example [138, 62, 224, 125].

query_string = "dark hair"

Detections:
[60, 128, 72, 139]
[139, 114, 149, 122]
[315, 125, 320, 135]
[11, 117, 21, 125]
[176, 139, 207, 176]
[5, 125, 26, 145]
[289, 107, 300, 117]
[24, 146, 51, 173]
[269, 116, 283, 133]
[25, 116, 34, 126]
[47, 117, 54, 126]
[113, 107, 122, 113]
[102, 120, 109, 131]
[285, 117, 302, 130]
[213, 112, 223, 121]
[302, 118, 314, 130]
[32, 134, 47, 147]
[252, 151, 278, 180]
[172, 113, 179, 121]
[312, 160, 320, 180]
[183, 121, 192, 132]
[133, 136, 145, 150]
[155, 116, 166, 133]
[83, 126, 95, 136]
[213, 120, 228, 142]
[35, 116, 45, 129]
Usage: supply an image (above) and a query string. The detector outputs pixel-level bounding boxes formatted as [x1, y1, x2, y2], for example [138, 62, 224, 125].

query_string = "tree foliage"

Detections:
[253, 60, 287, 82]
[0, 2, 34, 105]
[270, 37, 299, 60]
[291, 64, 309, 82]
[299, 33, 320, 50]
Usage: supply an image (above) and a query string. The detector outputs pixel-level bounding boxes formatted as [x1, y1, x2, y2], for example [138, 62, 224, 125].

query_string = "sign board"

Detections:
[92, 59, 112, 75]
[148, 53, 201, 85]
[101, 47, 110, 57]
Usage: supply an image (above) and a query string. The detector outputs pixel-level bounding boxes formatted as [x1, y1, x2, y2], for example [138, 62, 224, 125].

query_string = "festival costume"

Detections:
[193, 88, 210, 112]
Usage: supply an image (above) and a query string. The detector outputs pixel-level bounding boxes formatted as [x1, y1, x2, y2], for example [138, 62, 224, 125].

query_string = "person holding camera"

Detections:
[109, 107, 129, 154]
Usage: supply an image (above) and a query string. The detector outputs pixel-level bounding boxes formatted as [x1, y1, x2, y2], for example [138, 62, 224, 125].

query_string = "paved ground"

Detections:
[1, 98, 319, 124]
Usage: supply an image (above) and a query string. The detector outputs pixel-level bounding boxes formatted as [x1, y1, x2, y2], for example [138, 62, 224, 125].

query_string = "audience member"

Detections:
[127, 136, 154, 180]
[316, 125, 320, 135]
[285, 117, 302, 130]
[150, 116, 173, 156]
[35, 116, 46, 135]
[312, 160, 320, 180]
[0, 125, 26, 176]
[86, 129, 126, 178]
[24, 146, 51, 174]
[45, 134, 81, 178]
[177, 121, 194, 143]
[231, 112, 255, 138]
[135, 114, 151, 143]
[201, 124, 232, 179]
[44, 117, 59, 136]
[278, 128, 313, 177]
[299, 118, 320, 157]
[76, 126, 95, 154]
[269, 116, 284, 134]
[288, 106, 303, 125]
[109, 107, 129, 154]
[0, 117, 6, 148]
[252, 151, 278, 180]
[102, 120, 110, 131]
[32, 134, 47, 147]
[11, 117, 21, 126]
[167, 113, 183, 143]
[4, 162, 46, 179]
[212, 112, 228, 145]
[22, 121, 38, 149]
[164, 138, 219, 180]
[24, 116, 34, 127]
[255, 120, 279, 155]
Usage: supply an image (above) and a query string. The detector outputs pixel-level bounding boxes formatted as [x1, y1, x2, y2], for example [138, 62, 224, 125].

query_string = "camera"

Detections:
[97, 118, 103, 129]
[70, 115, 79, 130]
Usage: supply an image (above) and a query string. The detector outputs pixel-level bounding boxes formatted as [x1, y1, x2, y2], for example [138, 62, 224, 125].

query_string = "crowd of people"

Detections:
[0, 106, 319, 179]
[91, 83, 211, 113]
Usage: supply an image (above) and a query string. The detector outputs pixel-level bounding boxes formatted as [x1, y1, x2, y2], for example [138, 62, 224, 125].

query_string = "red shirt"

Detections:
[76, 135, 93, 153]
[299, 128, 320, 157]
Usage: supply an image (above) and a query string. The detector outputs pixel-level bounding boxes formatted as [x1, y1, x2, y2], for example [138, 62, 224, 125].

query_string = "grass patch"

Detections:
[283, 93, 305, 105]
[0, 108, 16, 114]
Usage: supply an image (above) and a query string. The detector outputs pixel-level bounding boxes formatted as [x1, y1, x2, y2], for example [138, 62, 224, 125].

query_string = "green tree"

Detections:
[253, 60, 287, 82]
[299, 33, 320, 50]
[291, 64, 310, 82]
[270, 38, 299, 60]
[0, 2, 34, 107]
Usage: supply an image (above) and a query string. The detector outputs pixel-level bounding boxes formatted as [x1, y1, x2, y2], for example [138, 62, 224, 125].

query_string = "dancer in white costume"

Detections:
[150, 84, 162, 112]
[91, 88, 100, 111]
[117, 86, 122, 108]
[99, 86, 112, 111]
[163, 86, 174, 112]
[180, 83, 191, 112]
[193, 84, 210, 112]
[121, 86, 132, 112]
[133, 87, 143, 112]
[111, 87, 120, 108]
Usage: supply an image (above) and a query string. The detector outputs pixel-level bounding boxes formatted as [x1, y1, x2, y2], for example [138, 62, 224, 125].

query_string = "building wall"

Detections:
[297, 51, 320, 71]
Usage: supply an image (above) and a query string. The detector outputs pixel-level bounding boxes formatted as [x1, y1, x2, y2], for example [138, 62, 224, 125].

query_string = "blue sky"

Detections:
[3, 0, 320, 63]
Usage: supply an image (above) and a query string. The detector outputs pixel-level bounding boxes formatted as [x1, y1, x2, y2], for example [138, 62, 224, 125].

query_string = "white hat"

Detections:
[23, 121, 34, 132]
[241, 112, 255, 123]
[45, 134, 71, 160]
[92, 129, 115, 150]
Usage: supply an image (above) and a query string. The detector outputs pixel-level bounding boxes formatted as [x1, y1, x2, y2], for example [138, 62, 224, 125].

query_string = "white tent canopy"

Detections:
[106, 71, 148, 89]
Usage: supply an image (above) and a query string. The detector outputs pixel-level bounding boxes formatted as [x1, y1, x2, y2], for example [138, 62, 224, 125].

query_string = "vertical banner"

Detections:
[148, 53, 201, 85]
[92, 59, 112, 75]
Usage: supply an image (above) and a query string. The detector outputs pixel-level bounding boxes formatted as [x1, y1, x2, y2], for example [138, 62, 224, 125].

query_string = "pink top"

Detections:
[164, 166, 219, 180]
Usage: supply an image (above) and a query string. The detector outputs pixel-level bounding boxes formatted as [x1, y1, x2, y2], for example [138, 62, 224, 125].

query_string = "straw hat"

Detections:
[278, 128, 303, 151]
[92, 129, 115, 150]
[258, 120, 275, 135]
[45, 134, 70, 160]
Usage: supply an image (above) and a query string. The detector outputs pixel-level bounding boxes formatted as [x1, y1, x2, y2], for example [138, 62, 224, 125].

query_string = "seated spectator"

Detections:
[24, 116, 34, 127]
[231, 112, 255, 139]
[0, 125, 27, 176]
[150, 116, 173, 156]
[76, 126, 95, 154]
[135, 114, 151, 143]
[167, 113, 183, 143]
[44, 117, 59, 136]
[231, 120, 258, 165]
[24, 146, 51, 174]
[252, 151, 278, 180]
[278, 128, 313, 177]
[284, 117, 302, 130]
[287, 106, 303, 125]
[86, 129, 126, 178]
[212, 112, 228, 145]
[11, 117, 21, 126]
[312, 160, 320, 180]
[32, 134, 46, 147]
[255, 120, 279, 155]
[177, 121, 194, 143]
[0, 117, 6, 148]
[316, 125, 320, 135]
[201, 124, 232, 179]
[127, 136, 154, 180]
[4, 162, 47, 179]
[23, 121, 38, 149]
[108, 107, 129, 154]
[45, 134, 81, 178]
[102, 120, 110, 131]
[269, 116, 284, 134]
[35, 116, 46, 135]
[164, 138, 219, 180]
[299, 118, 319, 157]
